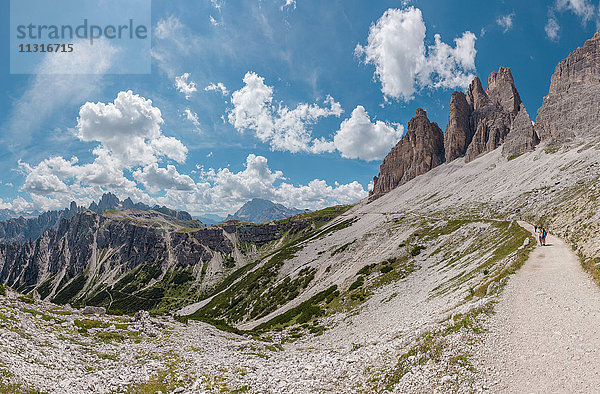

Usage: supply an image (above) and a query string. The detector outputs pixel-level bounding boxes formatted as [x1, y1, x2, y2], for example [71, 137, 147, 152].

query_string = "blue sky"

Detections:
[0, 0, 599, 216]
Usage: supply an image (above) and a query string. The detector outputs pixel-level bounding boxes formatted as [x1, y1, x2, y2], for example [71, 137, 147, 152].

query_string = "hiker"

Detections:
[542, 227, 547, 246]
[537, 227, 544, 246]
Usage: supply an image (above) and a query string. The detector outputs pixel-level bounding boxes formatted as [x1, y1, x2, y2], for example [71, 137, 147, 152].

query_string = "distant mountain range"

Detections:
[194, 214, 226, 226]
[226, 198, 304, 223]
[0, 193, 193, 244]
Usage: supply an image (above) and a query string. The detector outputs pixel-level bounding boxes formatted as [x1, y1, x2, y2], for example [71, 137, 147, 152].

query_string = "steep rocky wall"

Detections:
[371, 108, 444, 196]
[535, 31, 600, 143]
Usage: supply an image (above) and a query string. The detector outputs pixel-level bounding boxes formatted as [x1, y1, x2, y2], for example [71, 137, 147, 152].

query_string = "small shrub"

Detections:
[223, 255, 236, 269]
[0, 283, 6, 296]
[410, 245, 425, 256]
[349, 276, 364, 291]
[380, 266, 393, 274]
[357, 264, 376, 276]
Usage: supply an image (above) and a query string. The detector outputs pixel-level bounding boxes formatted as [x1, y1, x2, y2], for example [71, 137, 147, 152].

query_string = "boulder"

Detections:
[81, 306, 106, 316]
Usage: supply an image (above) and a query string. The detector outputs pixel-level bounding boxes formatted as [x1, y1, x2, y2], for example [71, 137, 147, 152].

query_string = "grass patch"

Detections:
[544, 145, 561, 154]
[507, 153, 523, 161]
[52, 274, 87, 305]
[255, 285, 338, 331]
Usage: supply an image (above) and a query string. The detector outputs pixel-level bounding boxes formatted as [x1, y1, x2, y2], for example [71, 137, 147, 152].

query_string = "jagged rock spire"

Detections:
[371, 108, 444, 196]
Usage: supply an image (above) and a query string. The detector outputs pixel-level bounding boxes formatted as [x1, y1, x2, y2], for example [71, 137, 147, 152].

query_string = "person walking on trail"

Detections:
[541, 227, 547, 246]
[537, 226, 544, 246]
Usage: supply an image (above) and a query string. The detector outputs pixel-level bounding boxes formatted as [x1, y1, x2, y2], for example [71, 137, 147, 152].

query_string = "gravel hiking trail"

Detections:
[474, 222, 600, 393]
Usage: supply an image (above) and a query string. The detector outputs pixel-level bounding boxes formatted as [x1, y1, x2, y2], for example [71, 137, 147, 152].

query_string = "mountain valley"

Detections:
[0, 30, 599, 393]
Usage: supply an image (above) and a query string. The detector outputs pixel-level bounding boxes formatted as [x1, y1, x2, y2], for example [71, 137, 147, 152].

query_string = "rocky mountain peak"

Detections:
[466, 77, 490, 111]
[444, 91, 472, 162]
[371, 108, 444, 196]
[375, 66, 540, 196]
[415, 107, 428, 118]
[486, 67, 522, 116]
[535, 30, 600, 142]
[226, 198, 303, 223]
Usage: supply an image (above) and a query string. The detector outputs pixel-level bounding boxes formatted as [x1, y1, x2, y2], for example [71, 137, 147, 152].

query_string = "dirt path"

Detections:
[473, 222, 600, 392]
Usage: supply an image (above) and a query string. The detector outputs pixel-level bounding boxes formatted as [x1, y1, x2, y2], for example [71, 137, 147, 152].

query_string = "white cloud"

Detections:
[556, 0, 596, 23]
[12, 151, 368, 216]
[333, 106, 403, 161]
[133, 164, 196, 193]
[76, 90, 187, 167]
[175, 73, 198, 99]
[546, 0, 597, 41]
[183, 109, 200, 129]
[545, 17, 560, 40]
[355, 7, 477, 102]
[497, 13, 515, 33]
[228, 72, 343, 153]
[18, 91, 187, 202]
[281, 0, 296, 11]
[205, 82, 229, 96]
[157, 154, 368, 215]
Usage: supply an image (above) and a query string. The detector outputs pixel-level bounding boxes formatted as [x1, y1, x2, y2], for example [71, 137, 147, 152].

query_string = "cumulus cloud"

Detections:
[175, 73, 198, 99]
[76, 90, 187, 167]
[12, 152, 368, 215]
[497, 13, 515, 33]
[333, 106, 403, 161]
[156, 154, 368, 215]
[281, 0, 296, 11]
[133, 164, 195, 193]
[228, 72, 343, 153]
[355, 7, 477, 102]
[205, 82, 229, 96]
[18, 91, 187, 202]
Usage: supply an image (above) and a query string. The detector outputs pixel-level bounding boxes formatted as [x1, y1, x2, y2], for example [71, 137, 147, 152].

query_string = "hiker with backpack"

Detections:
[537, 226, 544, 246]
[541, 227, 547, 246]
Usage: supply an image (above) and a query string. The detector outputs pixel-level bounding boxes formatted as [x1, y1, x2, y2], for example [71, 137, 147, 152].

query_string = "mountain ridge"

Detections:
[0, 192, 193, 244]
[226, 198, 304, 223]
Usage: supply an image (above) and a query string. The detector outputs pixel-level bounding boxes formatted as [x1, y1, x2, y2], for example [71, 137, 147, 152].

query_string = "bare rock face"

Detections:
[535, 31, 600, 142]
[464, 102, 512, 162]
[502, 104, 539, 158]
[466, 77, 490, 110]
[444, 91, 473, 162]
[371, 108, 444, 195]
[444, 67, 521, 162]
[486, 67, 522, 116]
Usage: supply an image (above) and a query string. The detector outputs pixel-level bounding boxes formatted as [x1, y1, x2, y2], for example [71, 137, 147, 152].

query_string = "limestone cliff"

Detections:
[535, 31, 600, 142]
[371, 108, 445, 196]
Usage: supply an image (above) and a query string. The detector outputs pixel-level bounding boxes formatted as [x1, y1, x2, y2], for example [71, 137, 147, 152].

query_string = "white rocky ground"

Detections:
[1, 140, 598, 392]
